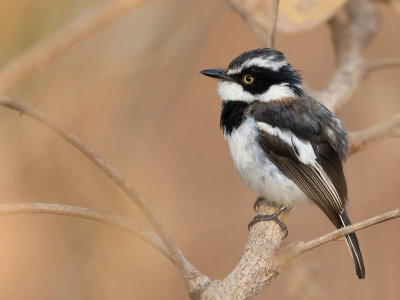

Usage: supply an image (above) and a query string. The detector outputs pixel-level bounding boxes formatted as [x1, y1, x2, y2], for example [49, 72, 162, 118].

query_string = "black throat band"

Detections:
[220, 101, 249, 135]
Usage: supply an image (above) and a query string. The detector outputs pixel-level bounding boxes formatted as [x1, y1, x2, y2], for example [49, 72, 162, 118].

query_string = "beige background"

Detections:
[0, 0, 399, 299]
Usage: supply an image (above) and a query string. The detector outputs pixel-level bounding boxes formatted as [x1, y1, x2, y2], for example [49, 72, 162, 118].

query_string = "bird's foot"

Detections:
[248, 206, 288, 239]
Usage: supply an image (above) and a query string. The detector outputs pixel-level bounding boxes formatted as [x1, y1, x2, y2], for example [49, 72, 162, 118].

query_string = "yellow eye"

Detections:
[243, 74, 254, 84]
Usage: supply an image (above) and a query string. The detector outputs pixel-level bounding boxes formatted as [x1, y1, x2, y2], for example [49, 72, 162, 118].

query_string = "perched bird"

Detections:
[200, 48, 365, 279]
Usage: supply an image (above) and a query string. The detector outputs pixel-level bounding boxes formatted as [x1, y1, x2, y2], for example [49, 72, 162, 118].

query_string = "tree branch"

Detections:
[228, 0, 280, 48]
[1, 93, 399, 298]
[196, 203, 398, 299]
[1, 199, 396, 299]
[309, 0, 379, 112]
[193, 203, 288, 299]
[368, 57, 400, 72]
[0, 95, 203, 289]
[348, 113, 400, 154]
[270, 0, 280, 49]
[282, 208, 400, 261]
[0, 0, 149, 93]
[0, 202, 169, 259]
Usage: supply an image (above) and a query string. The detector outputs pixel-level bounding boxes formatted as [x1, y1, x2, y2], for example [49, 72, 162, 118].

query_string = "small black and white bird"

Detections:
[200, 48, 365, 279]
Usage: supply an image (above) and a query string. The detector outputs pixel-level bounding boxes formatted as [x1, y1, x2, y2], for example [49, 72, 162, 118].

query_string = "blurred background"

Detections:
[0, 0, 399, 299]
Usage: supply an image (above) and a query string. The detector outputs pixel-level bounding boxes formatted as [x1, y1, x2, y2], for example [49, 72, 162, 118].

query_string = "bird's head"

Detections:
[200, 48, 303, 103]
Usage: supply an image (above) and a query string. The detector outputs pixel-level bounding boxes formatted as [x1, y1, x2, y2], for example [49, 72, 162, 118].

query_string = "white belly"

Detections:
[226, 118, 309, 207]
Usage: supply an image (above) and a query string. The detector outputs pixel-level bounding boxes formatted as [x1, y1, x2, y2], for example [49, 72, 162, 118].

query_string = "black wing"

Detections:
[249, 95, 348, 159]
[250, 97, 348, 227]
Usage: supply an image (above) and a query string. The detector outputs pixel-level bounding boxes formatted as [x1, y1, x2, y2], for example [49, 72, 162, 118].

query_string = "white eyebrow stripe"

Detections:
[227, 57, 288, 75]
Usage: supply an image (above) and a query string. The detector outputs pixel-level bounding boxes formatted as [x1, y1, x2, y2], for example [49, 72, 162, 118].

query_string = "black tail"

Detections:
[339, 210, 365, 279]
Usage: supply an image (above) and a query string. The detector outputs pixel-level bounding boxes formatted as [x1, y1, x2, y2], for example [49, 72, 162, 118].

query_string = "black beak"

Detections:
[200, 69, 231, 81]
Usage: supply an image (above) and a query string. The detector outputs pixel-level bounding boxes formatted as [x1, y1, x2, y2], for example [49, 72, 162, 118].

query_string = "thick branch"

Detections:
[348, 113, 400, 154]
[193, 203, 287, 299]
[0, 0, 149, 93]
[0, 202, 169, 259]
[311, 0, 379, 112]
[0, 95, 202, 288]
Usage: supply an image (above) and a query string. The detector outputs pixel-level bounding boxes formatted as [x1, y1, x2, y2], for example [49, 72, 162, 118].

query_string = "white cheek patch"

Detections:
[218, 81, 297, 103]
[227, 57, 288, 75]
[218, 81, 256, 102]
[258, 83, 297, 102]
[257, 122, 317, 165]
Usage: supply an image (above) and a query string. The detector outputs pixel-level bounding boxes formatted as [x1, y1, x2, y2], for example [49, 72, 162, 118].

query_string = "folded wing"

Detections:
[256, 120, 347, 227]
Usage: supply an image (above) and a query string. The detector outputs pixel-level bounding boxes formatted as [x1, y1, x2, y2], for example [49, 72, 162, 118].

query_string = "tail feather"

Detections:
[339, 210, 365, 279]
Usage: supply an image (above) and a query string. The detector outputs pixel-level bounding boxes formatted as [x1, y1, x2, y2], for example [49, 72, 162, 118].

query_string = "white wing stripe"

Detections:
[257, 121, 343, 211]
[257, 122, 317, 165]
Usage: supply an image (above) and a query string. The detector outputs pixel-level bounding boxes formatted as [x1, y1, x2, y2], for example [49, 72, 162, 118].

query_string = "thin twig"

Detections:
[229, 0, 281, 48]
[270, 0, 280, 49]
[0, 95, 196, 283]
[348, 113, 400, 154]
[0, 0, 149, 93]
[0, 202, 169, 259]
[368, 57, 400, 72]
[282, 208, 400, 261]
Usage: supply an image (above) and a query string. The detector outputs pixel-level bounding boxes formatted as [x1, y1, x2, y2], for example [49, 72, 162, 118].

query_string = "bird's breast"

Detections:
[225, 118, 308, 206]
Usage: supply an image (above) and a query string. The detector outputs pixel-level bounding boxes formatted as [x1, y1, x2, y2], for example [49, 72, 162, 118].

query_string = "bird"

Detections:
[200, 48, 365, 279]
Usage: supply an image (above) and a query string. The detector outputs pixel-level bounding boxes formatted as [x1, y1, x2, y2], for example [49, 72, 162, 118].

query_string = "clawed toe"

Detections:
[248, 206, 288, 239]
